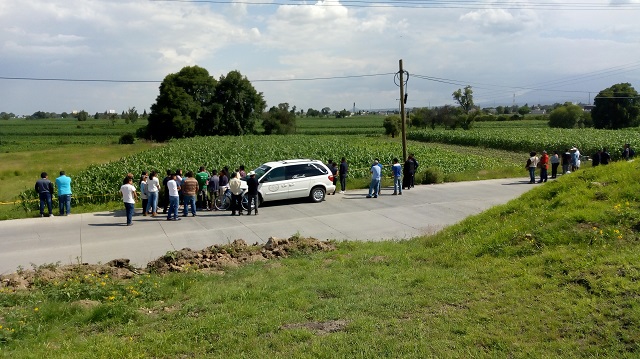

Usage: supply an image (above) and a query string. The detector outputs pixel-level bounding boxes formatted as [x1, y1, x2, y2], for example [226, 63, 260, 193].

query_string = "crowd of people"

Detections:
[364, 154, 419, 198]
[129, 165, 256, 225]
[526, 144, 634, 184]
[32, 144, 633, 224]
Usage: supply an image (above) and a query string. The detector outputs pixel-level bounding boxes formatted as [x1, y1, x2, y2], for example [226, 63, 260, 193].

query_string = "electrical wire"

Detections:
[150, 0, 640, 11]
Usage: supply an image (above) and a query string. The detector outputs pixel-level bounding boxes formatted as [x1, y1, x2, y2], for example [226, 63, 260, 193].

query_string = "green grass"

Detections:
[2, 161, 639, 357]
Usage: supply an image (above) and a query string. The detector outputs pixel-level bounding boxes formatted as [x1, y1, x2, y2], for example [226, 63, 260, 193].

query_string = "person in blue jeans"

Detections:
[366, 160, 381, 198]
[392, 158, 402, 195]
[526, 151, 539, 184]
[119, 176, 138, 226]
[35, 172, 54, 217]
[55, 171, 72, 216]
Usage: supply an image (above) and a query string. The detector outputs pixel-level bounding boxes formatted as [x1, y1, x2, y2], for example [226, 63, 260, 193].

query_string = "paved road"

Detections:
[0, 178, 534, 274]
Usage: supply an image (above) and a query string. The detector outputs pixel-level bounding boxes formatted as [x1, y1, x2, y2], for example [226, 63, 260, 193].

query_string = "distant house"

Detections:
[530, 108, 546, 115]
[582, 105, 595, 112]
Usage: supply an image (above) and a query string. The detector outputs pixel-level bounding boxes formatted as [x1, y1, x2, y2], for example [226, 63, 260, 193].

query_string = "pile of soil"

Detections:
[0, 236, 336, 290]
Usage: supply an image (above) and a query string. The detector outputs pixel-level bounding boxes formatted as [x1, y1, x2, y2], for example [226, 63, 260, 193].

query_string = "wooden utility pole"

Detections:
[399, 59, 407, 161]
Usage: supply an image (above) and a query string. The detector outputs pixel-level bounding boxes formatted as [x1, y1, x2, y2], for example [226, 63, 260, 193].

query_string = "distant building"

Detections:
[582, 105, 595, 112]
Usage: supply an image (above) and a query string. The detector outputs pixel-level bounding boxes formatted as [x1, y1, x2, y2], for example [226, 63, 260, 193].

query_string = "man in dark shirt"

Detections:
[246, 171, 259, 215]
[339, 157, 348, 194]
[35, 172, 54, 217]
[601, 148, 611, 165]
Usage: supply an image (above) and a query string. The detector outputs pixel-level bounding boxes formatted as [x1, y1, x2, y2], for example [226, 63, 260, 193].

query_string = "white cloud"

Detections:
[459, 8, 539, 34]
[0, 0, 639, 114]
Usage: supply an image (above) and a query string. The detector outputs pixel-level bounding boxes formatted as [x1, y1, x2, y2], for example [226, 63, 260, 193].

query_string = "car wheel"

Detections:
[309, 186, 326, 203]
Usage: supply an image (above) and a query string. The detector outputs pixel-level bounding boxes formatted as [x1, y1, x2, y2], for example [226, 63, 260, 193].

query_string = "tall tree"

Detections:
[147, 65, 216, 141]
[591, 83, 640, 129]
[205, 70, 266, 136]
[452, 85, 474, 114]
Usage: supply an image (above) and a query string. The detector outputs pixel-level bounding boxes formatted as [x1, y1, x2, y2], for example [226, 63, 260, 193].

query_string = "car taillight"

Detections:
[328, 175, 334, 182]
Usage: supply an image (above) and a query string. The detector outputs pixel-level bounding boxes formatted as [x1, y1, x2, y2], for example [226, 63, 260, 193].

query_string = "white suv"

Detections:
[241, 159, 336, 205]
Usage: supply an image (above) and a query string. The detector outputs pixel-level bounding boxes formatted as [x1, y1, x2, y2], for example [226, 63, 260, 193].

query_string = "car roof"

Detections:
[260, 159, 324, 168]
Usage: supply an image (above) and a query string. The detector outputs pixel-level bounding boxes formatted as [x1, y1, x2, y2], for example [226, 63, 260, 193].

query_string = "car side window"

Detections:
[286, 164, 309, 179]
[262, 167, 285, 183]
[304, 163, 327, 177]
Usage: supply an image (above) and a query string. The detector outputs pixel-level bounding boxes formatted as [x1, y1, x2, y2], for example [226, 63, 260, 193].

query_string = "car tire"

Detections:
[309, 186, 326, 203]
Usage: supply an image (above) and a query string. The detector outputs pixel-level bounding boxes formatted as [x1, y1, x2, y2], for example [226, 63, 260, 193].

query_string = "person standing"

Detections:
[146, 170, 160, 217]
[229, 172, 243, 216]
[571, 147, 581, 171]
[161, 169, 172, 213]
[550, 151, 560, 179]
[375, 158, 383, 195]
[246, 171, 259, 215]
[592, 149, 601, 167]
[526, 152, 539, 184]
[409, 154, 419, 188]
[538, 150, 549, 183]
[140, 174, 149, 216]
[166, 172, 181, 221]
[339, 157, 348, 194]
[392, 158, 402, 195]
[623, 144, 632, 161]
[329, 162, 338, 195]
[120, 176, 138, 226]
[561, 149, 571, 174]
[181, 171, 198, 217]
[35, 172, 54, 217]
[208, 170, 220, 211]
[601, 148, 611, 165]
[55, 171, 72, 216]
[366, 160, 382, 198]
[196, 166, 210, 210]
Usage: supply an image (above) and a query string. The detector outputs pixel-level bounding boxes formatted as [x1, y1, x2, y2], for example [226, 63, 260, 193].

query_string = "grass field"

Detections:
[1, 161, 638, 357]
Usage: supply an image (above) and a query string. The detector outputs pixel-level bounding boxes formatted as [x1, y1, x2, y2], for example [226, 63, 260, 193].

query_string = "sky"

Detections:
[1, 0, 640, 116]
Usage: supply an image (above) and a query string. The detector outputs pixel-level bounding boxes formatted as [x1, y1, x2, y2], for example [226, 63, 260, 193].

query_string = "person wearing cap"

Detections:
[538, 150, 549, 183]
[366, 159, 382, 198]
[571, 147, 581, 172]
[246, 171, 259, 215]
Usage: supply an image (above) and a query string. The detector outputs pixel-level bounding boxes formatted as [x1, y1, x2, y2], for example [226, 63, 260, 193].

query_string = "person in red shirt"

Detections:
[539, 150, 549, 183]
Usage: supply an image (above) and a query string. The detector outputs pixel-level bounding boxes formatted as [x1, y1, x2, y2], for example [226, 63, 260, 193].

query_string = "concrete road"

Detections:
[0, 178, 534, 274]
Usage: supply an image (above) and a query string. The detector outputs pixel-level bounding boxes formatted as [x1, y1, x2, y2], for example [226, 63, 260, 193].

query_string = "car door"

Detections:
[259, 167, 288, 202]
[285, 164, 315, 199]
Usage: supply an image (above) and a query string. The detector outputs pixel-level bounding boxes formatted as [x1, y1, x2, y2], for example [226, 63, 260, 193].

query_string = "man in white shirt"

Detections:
[166, 172, 181, 221]
[120, 177, 138, 226]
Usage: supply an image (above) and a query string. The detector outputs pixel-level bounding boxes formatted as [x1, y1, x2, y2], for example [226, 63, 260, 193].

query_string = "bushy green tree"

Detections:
[262, 103, 296, 135]
[205, 70, 266, 136]
[147, 66, 216, 141]
[76, 110, 88, 122]
[591, 83, 640, 129]
[410, 107, 436, 129]
[383, 115, 401, 137]
[548, 103, 585, 128]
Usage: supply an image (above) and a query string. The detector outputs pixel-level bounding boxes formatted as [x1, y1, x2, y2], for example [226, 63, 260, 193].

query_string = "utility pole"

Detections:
[399, 59, 407, 162]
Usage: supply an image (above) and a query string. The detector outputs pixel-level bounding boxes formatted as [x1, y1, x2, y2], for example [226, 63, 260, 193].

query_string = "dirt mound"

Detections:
[0, 236, 336, 290]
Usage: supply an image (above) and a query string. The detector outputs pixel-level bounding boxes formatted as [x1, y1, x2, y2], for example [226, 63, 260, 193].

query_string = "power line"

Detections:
[150, 0, 640, 11]
[0, 73, 395, 83]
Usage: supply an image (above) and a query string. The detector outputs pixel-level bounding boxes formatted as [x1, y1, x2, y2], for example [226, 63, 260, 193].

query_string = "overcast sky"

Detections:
[1, 0, 639, 116]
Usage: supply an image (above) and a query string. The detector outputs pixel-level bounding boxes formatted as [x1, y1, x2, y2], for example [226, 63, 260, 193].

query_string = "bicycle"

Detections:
[214, 188, 252, 211]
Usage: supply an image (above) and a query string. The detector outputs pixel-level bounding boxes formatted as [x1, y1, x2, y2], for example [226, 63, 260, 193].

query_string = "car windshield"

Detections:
[241, 165, 271, 182]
